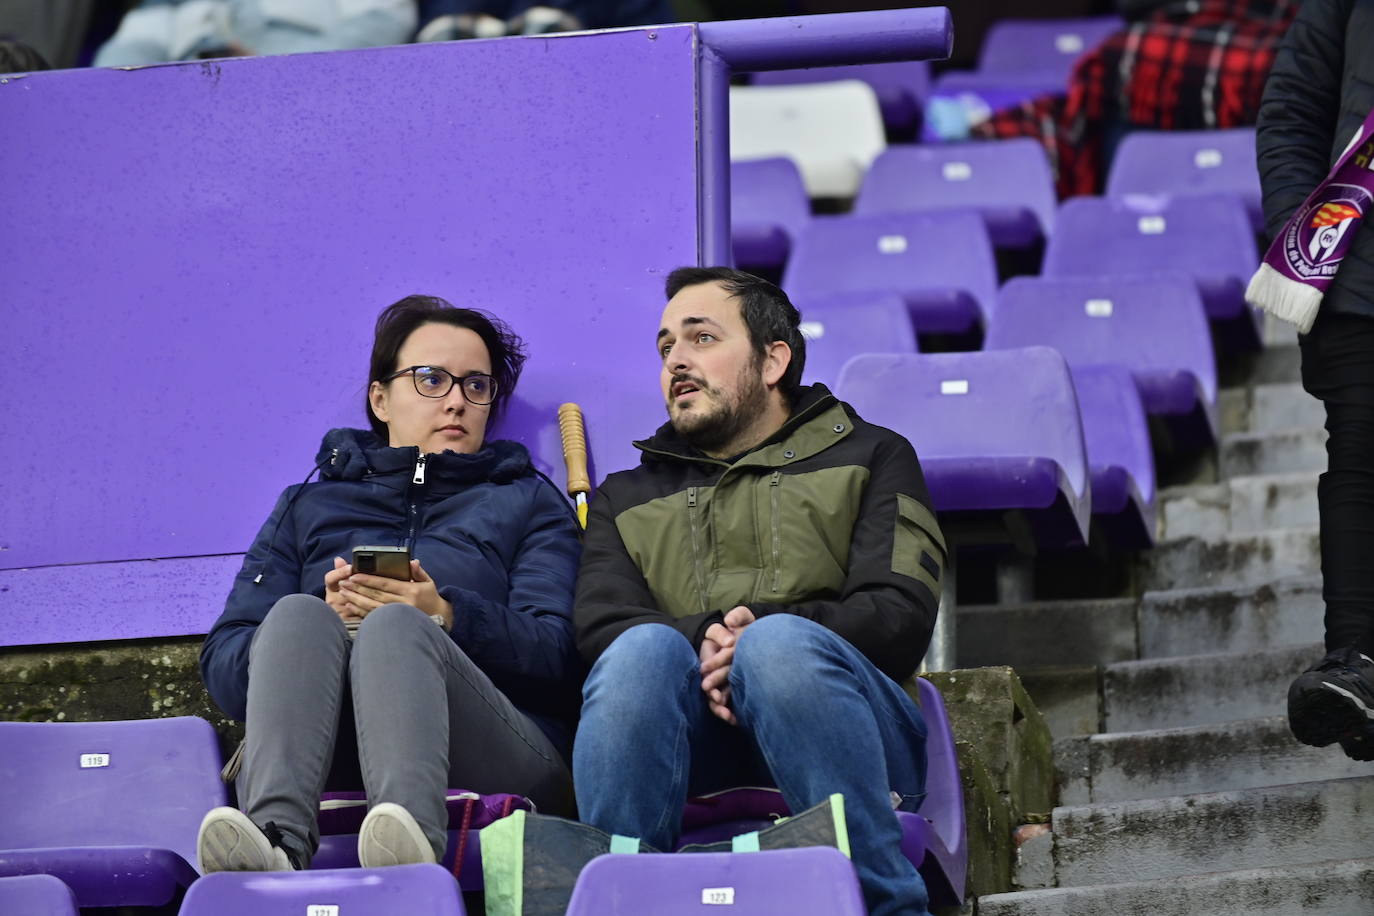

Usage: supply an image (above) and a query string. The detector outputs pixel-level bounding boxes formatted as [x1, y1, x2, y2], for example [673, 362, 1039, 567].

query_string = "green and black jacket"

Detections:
[574, 384, 946, 684]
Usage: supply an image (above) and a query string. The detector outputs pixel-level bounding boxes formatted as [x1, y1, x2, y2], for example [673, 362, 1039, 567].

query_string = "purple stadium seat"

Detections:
[1105, 128, 1263, 233]
[566, 847, 865, 915]
[675, 678, 966, 905]
[1069, 364, 1158, 548]
[0, 717, 226, 909]
[836, 348, 1091, 548]
[179, 864, 465, 915]
[854, 139, 1056, 248]
[732, 158, 811, 271]
[987, 274, 1217, 451]
[0, 874, 79, 916]
[783, 210, 998, 337]
[1043, 194, 1262, 351]
[977, 16, 1124, 83]
[752, 61, 932, 135]
[796, 293, 918, 388]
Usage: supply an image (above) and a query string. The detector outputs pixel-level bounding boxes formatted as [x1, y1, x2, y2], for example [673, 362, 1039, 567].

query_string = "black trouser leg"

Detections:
[1301, 312, 1374, 656]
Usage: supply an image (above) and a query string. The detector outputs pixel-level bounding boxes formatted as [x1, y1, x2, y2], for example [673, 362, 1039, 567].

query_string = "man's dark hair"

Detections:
[366, 294, 527, 440]
[664, 266, 807, 404]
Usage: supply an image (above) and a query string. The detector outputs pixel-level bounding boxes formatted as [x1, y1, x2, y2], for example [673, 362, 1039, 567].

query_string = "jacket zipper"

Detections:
[408, 453, 426, 549]
[769, 471, 782, 592]
[686, 486, 709, 614]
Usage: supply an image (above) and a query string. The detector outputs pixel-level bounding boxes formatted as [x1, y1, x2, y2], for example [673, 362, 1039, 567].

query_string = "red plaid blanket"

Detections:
[973, 0, 1298, 197]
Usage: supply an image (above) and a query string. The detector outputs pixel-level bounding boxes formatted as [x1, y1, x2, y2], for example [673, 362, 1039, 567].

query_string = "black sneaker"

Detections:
[1339, 724, 1374, 761]
[1287, 648, 1374, 753]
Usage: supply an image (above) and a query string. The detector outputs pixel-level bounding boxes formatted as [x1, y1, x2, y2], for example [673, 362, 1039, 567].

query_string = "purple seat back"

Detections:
[912, 677, 967, 902]
[1106, 128, 1262, 232]
[0, 718, 224, 865]
[854, 139, 1056, 247]
[783, 211, 998, 335]
[0, 874, 78, 916]
[796, 293, 918, 387]
[0, 717, 225, 907]
[566, 848, 865, 916]
[986, 274, 1218, 407]
[978, 16, 1124, 81]
[752, 61, 931, 132]
[920, 73, 1060, 142]
[180, 864, 466, 916]
[497, 358, 667, 494]
[1070, 364, 1157, 545]
[1043, 194, 1259, 323]
[836, 348, 1090, 545]
[731, 158, 811, 270]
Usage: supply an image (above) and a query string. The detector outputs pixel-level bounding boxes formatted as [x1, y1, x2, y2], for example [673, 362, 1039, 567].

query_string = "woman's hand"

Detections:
[324, 557, 362, 623]
[338, 559, 455, 630]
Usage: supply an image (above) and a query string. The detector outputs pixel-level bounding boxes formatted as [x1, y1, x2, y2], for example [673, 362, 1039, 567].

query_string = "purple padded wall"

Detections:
[0, 31, 699, 644]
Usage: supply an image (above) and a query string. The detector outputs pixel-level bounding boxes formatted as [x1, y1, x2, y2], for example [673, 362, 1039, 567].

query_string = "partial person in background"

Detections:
[972, 0, 1298, 197]
[94, 0, 417, 67]
[415, 0, 672, 41]
[1255, 0, 1374, 762]
[197, 295, 582, 872]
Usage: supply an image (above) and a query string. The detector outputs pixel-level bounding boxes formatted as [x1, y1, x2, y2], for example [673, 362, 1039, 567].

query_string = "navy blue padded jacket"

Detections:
[200, 428, 583, 757]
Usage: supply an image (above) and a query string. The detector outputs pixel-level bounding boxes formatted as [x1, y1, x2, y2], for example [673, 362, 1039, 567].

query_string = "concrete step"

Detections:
[1057, 716, 1371, 805]
[1139, 527, 1319, 592]
[980, 857, 1374, 916]
[1251, 383, 1324, 434]
[1139, 576, 1323, 659]
[1218, 343, 1301, 389]
[1159, 472, 1318, 541]
[955, 599, 1138, 670]
[1220, 427, 1326, 477]
[1218, 382, 1323, 436]
[1048, 775, 1374, 887]
[1103, 642, 1319, 732]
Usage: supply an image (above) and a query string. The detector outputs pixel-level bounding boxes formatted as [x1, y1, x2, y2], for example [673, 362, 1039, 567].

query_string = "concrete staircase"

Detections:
[966, 337, 1374, 914]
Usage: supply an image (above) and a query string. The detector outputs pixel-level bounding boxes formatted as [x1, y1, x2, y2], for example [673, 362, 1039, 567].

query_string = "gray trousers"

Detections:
[237, 594, 574, 864]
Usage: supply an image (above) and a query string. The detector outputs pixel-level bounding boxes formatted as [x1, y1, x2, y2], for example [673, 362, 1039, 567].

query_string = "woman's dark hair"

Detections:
[0, 39, 51, 75]
[366, 294, 527, 440]
[664, 266, 807, 405]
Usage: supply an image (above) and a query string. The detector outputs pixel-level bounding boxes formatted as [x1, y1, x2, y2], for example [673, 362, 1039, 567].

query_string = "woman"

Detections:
[197, 294, 582, 871]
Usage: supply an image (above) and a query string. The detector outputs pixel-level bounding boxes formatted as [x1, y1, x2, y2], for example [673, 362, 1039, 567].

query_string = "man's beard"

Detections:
[668, 360, 767, 454]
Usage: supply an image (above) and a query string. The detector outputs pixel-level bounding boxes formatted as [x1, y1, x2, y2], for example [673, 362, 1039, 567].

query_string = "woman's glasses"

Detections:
[382, 366, 497, 405]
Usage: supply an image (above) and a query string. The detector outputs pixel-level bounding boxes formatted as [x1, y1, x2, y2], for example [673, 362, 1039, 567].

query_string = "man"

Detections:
[572, 267, 946, 916]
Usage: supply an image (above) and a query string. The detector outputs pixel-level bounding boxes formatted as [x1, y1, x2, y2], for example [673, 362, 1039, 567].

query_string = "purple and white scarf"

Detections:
[1247, 108, 1374, 332]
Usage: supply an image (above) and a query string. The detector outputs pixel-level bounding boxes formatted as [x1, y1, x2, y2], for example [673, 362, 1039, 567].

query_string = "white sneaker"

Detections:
[357, 802, 438, 868]
[197, 807, 296, 872]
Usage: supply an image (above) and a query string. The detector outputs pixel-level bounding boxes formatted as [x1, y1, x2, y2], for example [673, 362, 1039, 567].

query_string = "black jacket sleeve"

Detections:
[1256, 0, 1350, 242]
[573, 482, 722, 665]
[747, 431, 945, 683]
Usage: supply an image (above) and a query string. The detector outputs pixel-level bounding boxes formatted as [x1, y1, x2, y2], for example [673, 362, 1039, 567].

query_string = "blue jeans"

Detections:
[574, 616, 932, 916]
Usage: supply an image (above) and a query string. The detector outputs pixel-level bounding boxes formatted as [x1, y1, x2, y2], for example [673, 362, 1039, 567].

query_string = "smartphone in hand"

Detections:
[350, 545, 412, 581]
[345, 546, 412, 639]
